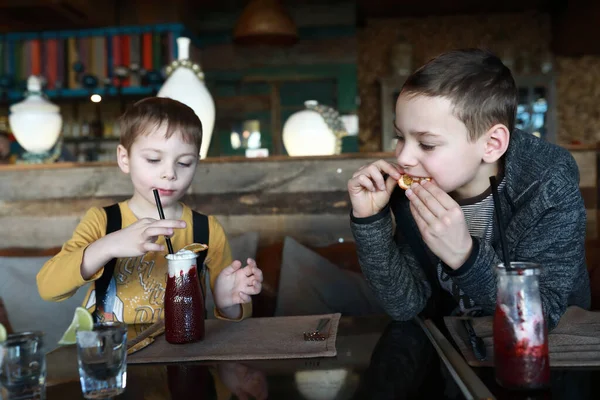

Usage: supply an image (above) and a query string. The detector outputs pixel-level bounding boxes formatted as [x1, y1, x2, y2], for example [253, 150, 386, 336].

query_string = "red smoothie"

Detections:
[494, 304, 550, 390]
[164, 264, 205, 344]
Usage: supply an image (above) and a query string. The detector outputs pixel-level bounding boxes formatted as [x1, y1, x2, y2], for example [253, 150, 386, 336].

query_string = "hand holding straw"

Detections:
[153, 189, 174, 255]
[489, 176, 513, 271]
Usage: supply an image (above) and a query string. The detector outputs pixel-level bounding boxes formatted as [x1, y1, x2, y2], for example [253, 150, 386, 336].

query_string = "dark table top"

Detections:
[44, 315, 600, 400]
[45, 315, 470, 399]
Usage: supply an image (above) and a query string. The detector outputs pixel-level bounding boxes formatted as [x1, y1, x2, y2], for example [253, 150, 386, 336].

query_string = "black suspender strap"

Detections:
[192, 210, 209, 266]
[192, 211, 210, 318]
[93, 203, 122, 323]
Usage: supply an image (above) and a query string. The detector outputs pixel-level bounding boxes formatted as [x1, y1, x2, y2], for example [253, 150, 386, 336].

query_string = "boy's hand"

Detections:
[107, 218, 186, 258]
[81, 217, 186, 280]
[214, 258, 263, 312]
[348, 160, 402, 218]
[406, 180, 473, 270]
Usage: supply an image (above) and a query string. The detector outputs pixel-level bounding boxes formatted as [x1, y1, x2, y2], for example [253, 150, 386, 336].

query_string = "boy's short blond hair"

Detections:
[119, 97, 203, 154]
[401, 48, 518, 142]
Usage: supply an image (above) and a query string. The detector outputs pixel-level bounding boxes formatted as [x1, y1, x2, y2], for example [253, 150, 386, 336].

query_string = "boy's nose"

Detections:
[396, 145, 418, 170]
[161, 168, 177, 181]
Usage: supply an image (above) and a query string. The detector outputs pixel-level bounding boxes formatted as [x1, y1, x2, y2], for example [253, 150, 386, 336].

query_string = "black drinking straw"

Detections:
[153, 189, 174, 255]
[489, 176, 513, 271]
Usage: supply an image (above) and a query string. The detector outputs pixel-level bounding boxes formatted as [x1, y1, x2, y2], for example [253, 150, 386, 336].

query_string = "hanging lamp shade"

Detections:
[233, 0, 298, 46]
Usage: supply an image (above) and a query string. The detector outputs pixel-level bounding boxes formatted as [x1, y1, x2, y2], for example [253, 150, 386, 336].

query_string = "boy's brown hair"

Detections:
[401, 48, 518, 141]
[119, 97, 203, 154]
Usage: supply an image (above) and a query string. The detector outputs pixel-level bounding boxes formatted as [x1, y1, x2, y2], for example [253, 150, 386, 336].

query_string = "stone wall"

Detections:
[357, 12, 600, 150]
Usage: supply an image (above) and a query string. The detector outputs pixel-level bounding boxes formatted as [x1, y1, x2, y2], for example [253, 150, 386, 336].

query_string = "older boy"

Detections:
[38, 97, 263, 323]
[348, 49, 590, 330]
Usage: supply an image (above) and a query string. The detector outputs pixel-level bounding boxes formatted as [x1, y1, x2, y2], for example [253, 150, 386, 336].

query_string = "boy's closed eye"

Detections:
[145, 159, 192, 167]
[396, 135, 435, 151]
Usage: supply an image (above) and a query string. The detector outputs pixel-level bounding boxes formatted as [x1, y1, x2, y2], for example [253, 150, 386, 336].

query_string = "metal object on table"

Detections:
[303, 318, 330, 341]
[462, 319, 487, 361]
[127, 320, 166, 355]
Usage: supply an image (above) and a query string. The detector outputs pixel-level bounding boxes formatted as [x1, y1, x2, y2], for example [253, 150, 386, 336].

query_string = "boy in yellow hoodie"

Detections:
[37, 97, 263, 324]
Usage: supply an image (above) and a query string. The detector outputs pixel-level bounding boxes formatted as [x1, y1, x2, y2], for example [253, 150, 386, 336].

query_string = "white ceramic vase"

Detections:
[282, 100, 346, 156]
[158, 37, 215, 159]
[9, 76, 62, 154]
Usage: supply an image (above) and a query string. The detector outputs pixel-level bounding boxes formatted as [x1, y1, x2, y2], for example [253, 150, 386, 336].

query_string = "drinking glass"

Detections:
[494, 262, 550, 390]
[0, 331, 46, 400]
[76, 322, 127, 399]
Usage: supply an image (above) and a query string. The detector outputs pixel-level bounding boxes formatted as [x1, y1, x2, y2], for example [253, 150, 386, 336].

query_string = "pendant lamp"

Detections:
[233, 0, 298, 46]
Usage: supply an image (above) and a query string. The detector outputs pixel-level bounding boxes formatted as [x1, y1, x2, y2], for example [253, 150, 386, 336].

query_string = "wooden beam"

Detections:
[0, 191, 351, 218]
[0, 148, 596, 250]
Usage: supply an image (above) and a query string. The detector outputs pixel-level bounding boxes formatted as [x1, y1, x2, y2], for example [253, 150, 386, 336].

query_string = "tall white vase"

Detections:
[158, 37, 215, 159]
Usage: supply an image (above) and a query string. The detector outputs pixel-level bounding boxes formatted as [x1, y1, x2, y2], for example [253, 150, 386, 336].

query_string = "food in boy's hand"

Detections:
[0, 323, 6, 342]
[398, 175, 431, 190]
[181, 243, 209, 253]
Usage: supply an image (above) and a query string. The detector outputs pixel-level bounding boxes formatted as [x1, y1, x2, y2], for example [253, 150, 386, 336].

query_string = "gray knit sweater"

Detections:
[351, 130, 591, 330]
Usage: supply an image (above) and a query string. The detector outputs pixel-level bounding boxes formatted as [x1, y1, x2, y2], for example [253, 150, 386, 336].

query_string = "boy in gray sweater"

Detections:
[348, 49, 590, 330]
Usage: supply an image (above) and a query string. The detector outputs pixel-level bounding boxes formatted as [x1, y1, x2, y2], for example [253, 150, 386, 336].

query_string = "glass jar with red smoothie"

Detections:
[164, 250, 205, 344]
[494, 262, 550, 390]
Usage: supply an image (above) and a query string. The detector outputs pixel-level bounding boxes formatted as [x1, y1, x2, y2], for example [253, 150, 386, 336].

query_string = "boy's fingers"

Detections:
[150, 220, 187, 229]
[251, 267, 264, 282]
[144, 227, 174, 239]
[385, 174, 399, 193]
[420, 180, 457, 210]
[411, 182, 445, 218]
[222, 260, 243, 275]
[406, 187, 436, 224]
[143, 242, 164, 253]
[371, 159, 401, 180]
[238, 292, 251, 303]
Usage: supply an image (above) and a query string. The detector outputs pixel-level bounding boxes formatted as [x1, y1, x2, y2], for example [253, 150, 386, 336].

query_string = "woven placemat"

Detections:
[128, 313, 341, 364]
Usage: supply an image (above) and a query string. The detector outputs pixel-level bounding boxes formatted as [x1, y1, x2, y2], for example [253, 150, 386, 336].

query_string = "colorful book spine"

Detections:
[67, 37, 79, 89]
[152, 32, 162, 72]
[45, 38, 58, 90]
[120, 34, 130, 87]
[111, 34, 121, 86]
[31, 39, 41, 76]
[129, 34, 141, 87]
[142, 32, 153, 72]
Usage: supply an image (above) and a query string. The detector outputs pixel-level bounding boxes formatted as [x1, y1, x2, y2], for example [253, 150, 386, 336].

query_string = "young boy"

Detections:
[348, 49, 590, 331]
[37, 97, 263, 324]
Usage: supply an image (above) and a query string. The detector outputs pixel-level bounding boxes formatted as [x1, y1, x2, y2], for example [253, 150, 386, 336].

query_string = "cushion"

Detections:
[0, 255, 87, 353]
[274, 236, 383, 317]
[204, 231, 259, 319]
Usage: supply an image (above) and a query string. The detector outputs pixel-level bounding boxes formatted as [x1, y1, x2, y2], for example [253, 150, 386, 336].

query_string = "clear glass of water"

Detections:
[0, 331, 46, 400]
[76, 322, 127, 399]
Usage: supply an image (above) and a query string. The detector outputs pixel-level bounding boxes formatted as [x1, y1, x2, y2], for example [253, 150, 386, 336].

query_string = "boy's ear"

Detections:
[116, 145, 130, 174]
[481, 124, 510, 164]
